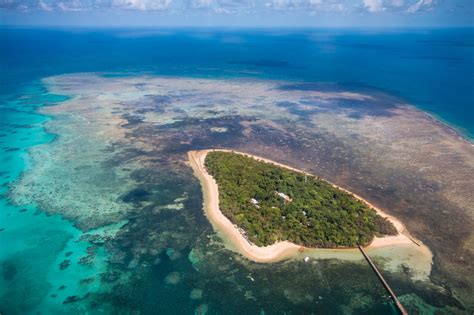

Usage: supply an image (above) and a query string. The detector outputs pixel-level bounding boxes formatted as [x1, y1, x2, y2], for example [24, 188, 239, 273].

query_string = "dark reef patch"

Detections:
[3, 147, 20, 152]
[121, 113, 144, 128]
[2, 260, 18, 281]
[131, 94, 173, 115]
[122, 188, 151, 203]
[80, 277, 95, 286]
[125, 115, 249, 157]
[276, 85, 400, 118]
[63, 293, 90, 304]
[59, 259, 71, 270]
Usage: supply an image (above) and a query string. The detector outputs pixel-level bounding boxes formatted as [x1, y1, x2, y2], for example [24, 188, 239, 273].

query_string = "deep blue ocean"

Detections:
[1, 27, 473, 138]
[0, 27, 473, 314]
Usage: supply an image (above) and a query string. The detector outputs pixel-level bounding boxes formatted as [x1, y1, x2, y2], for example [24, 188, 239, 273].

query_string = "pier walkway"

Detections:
[358, 245, 409, 315]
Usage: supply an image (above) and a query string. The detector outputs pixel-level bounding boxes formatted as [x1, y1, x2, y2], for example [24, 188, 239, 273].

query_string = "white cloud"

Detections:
[391, 0, 404, 7]
[17, 3, 28, 10]
[332, 2, 344, 11]
[361, 0, 410, 13]
[306, 0, 348, 13]
[265, 0, 303, 10]
[268, 0, 344, 11]
[0, 0, 440, 15]
[214, 6, 231, 14]
[407, 0, 435, 13]
[38, 0, 53, 10]
[191, 0, 213, 8]
[111, 0, 172, 11]
[363, 0, 384, 12]
[56, 0, 87, 11]
[0, 0, 29, 10]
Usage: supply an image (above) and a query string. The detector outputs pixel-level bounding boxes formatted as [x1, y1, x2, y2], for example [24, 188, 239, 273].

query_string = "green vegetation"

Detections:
[205, 151, 397, 248]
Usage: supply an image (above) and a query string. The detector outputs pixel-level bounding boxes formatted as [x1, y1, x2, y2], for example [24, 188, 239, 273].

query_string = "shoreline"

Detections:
[188, 149, 429, 263]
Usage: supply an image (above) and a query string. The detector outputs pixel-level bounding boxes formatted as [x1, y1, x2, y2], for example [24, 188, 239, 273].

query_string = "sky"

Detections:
[0, 0, 472, 27]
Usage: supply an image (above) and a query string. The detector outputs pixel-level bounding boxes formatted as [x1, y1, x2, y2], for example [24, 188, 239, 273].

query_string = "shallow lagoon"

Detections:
[0, 85, 110, 314]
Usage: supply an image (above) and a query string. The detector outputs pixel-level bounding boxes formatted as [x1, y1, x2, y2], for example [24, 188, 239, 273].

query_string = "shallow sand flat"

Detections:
[188, 149, 433, 278]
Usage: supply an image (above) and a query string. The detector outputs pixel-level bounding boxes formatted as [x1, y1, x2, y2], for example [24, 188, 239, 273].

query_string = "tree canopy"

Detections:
[205, 151, 397, 248]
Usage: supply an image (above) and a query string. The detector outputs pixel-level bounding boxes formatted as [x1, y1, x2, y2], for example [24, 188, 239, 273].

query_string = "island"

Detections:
[189, 149, 415, 263]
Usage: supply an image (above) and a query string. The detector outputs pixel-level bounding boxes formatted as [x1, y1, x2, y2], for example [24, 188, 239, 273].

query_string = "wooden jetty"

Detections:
[358, 245, 409, 315]
[407, 235, 421, 247]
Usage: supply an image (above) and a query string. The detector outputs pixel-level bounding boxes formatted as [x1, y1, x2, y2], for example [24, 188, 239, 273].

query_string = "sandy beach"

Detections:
[188, 149, 427, 263]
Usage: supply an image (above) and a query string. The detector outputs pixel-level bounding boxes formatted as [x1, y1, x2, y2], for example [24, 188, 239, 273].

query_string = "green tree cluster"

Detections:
[205, 151, 397, 248]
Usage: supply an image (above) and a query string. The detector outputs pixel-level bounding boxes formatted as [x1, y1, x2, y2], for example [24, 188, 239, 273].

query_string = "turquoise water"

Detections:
[0, 84, 112, 313]
[0, 28, 472, 314]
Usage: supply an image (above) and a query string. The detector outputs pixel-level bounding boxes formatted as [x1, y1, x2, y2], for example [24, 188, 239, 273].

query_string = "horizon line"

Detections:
[2, 24, 473, 30]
